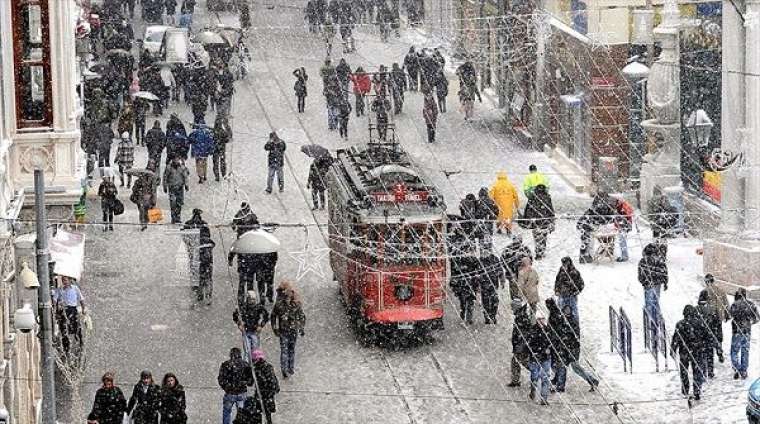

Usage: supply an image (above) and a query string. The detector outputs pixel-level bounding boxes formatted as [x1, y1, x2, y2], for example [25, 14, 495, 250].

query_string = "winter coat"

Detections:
[90, 386, 127, 424]
[350, 73, 371, 94]
[96, 123, 114, 154]
[450, 256, 480, 300]
[648, 195, 678, 235]
[338, 101, 352, 121]
[98, 180, 118, 209]
[730, 295, 759, 336]
[294, 76, 308, 97]
[158, 385, 186, 424]
[577, 194, 617, 230]
[390, 68, 406, 94]
[234, 302, 270, 333]
[423, 94, 438, 126]
[511, 305, 532, 352]
[500, 241, 532, 282]
[336, 61, 352, 83]
[527, 323, 552, 363]
[371, 97, 391, 123]
[127, 383, 160, 424]
[672, 305, 711, 358]
[547, 299, 580, 364]
[614, 198, 634, 232]
[489, 172, 519, 224]
[308, 162, 327, 191]
[696, 300, 722, 348]
[522, 171, 550, 197]
[115, 139, 135, 168]
[404, 52, 419, 74]
[214, 121, 232, 146]
[253, 359, 280, 412]
[435, 74, 449, 97]
[131, 175, 157, 209]
[189, 127, 215, 158]
[117, 105, 135, 135]
[145, 127, 166, 162]
[163, 163, 189, 190]
[233, 395, 263, 424]
[516, 267, 540, 306]
[522, 185, 555, 230]
[554, 265, 584, 297]
[703, 284, 730, 322]
[638, 244, 668, 289]
[232, 206, 259, 238]
[271, 298, 306, 335]
[264, 138, 286, 168]
[218, 357, 254, 395]
[475, 188, 498, 221]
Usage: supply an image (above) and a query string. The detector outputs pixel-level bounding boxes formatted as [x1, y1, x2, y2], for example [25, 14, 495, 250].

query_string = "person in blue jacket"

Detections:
[189, 120, 215, 184]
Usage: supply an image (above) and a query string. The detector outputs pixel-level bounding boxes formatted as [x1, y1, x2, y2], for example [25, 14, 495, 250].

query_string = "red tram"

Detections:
[326, 141, 448, 338]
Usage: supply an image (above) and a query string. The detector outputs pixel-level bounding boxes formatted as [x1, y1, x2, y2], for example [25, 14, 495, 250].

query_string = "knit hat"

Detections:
[252, 350, 265, 361]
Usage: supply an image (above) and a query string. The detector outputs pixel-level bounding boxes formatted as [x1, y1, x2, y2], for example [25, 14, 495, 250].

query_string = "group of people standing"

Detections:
[88, 371, 186, 424]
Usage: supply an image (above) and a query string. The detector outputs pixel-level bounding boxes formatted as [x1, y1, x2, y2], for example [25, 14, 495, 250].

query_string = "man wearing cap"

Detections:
[251, 349, 280, 424]
[522, 164, 550, 198]
[233, 291, 270, 360]
[527, 311, 552, 405]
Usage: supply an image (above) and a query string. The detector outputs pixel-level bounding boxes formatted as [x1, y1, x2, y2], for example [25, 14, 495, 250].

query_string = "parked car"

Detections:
[748, 378, 760, 423]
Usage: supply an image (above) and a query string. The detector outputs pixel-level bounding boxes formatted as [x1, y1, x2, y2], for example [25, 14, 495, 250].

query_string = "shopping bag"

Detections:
[113, 199, 125, 216]
[147, 208, 163, 223]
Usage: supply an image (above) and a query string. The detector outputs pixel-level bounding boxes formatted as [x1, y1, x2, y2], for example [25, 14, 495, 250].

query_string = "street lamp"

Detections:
[622, 59, 650, 194]
[686, 109, 714, 148]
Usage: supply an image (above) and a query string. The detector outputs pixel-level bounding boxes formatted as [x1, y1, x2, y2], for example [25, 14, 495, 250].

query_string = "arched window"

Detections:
[11, 0, 53, 129]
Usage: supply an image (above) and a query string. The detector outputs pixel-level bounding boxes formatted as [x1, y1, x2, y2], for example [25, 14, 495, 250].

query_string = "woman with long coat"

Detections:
[159, 373, 187, 424]
[127, 370, 160, 424]
[489, 172, 519, 235]
[89, 372, 127, 424]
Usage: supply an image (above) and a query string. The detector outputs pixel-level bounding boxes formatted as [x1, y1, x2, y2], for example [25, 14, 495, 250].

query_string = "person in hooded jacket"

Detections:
[89, 372, 127, 424]
[335, 58, 352, 99]
[213, 115, 232, 181]
[501, 235, 532, 296]
[489, 172, 519, 235]
[145, 120, 166, 170]
[696, 290, 722, 379]
[232, 203, 259, 238]
[521, 184, 555, 259]
[730, 288, 759, 379]
[404, 47, 420, 91]
[639, 243, 668, 328]
[165, 114, 189, 164]
[234, 291, 270, 358]
[422, 89, 438, 143]
[475, 187, 498, 234]
[350, 67, 371, 116]
[576, 192, 617, 263]
[251, 349, 280, 424]
[307, 160, 328, 209]
[189, 121, 215, 184]
[218, 347, 254, 424]
[672, 305, 709, 399]
[126, 371, 160, 424]
[459, 193, 479, 238]
[553, 257, 584, 322]
[479, 253, 503, 324]
[159, 373, 186, 424]
[508, 298, 532, 387]
[271, 282, 307, 378]
[293, 67, 308, 113]
[527, 311, 552, 405]
[546, 299, 598, 393]
[449, 256, 479, 324]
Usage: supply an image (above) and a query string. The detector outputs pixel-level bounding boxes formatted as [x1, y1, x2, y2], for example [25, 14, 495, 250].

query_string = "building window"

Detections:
[11, 0, 52, 129]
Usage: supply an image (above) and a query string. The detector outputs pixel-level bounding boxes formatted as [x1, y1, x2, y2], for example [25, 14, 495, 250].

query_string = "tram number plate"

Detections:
[397, 322, 414, 330]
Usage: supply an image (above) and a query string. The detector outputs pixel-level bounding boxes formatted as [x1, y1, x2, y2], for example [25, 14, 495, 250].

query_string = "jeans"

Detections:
[222, 393, 247, 424]
[731, 333, 751, 373]
[279, 332, 298, 375]
[242, 331, 261, 362]
[266, 166, 284, 192]
[644, 286, 662, 326]
[557, 295, 579, 323]
[437, 94, 446, 112]
[327, 105, 338, 129]
[168, 187, 184, 223]
[355, 93, 365, 116]
[312, 189, 325, 209]
[529, 360, 551, 401]
[213, 144, 227, 180]
[426, 123, 435, 143]
[679, 352, 706, 396]
[553, 361, 597, 391]
[102, 202, 114, 225]
[297, 95, 306, 113]
[618, 231, 629, 260]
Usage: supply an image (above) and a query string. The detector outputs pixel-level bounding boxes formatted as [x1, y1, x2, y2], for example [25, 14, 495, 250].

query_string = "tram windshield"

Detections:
[349, 223, 445, 265]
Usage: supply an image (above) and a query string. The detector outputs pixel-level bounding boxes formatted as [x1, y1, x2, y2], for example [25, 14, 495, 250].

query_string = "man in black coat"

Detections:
[639, 243, 668, 333]
[500, 235, 532, 297]
[219, 347, 254, 424]
[576, 192, 617, 263]
[479, 253, 503, 325]
[671, 305, 709, 399]
[554, 257, 584, 322]
[527, 312, 552, 405]
[696, 290, 722, 378]
[729, 288, 759, 379]
[251, 350, 280, 424]
[522, 184, 555, 259]
[508, 299, 532, 387]
[126, 371, 160, 424]
[475, 187, 498, 241]
[234, 291, 270, 360]
[264, 132, 286, 194]
[546, 299, 598, 392]
[459, 193, 479, 238]
[232, 202, 259, 238]
[450, 256, 479, 324]
[145, 120, 166, 169]
[96, 122, 114, 167]
[404, 47, 420, 91]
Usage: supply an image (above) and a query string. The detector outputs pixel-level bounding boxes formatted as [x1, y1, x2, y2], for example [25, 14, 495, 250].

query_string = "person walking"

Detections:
[158, 373, 186, 424]
[672, 305, 709, 399]
[500, 234, 532, 297]
[404, 47, 419, 91]
[232, 202, 259, 238]
[218, 347, 254, 424]
[215, 64, 235, 118]
[165, 114, 189, 164]
[528, 311, 552, 405]
[98, 176, 118, 232]
[163, 156, 190, 224]
[390, 62, 406, 114]
[293, 67, 308, 113]
[164, 0, 178, 24]
[435, 69, 448, 113]
[475, 187, 498, 241]
[489, 171, 519, 235]
[251, 350, 280, 424]
[553, 257, 584, 322]
[271, 281, 306, 378]
[160, 64, 176, 109]
[639, 242, 668, 326]
[96, 121, 114, 167]
[131, 173, 157, 231]
[730, 288, 759, 379]
[52, 276, 86, 352]
[422, 89, 438, 143]
[233, 291, 270, 360]
[117, 101, 135, 140]
[516, 257, 540, 312]
[546, 298, 598, 393]
[145, 120, 167, 173]
[134, 98, 149, 146]
[189, 121, 214, 184]
[336, 58, 352, 99]
[307, 160, 327, 210]
[696, 290, 723, 379]
[264, 132, 286, 194]
[450, 256, 479, 324]
[480, 253, 503, 324]
[522, 164, 550, 197]
[370, 94, 392, 141]
[115, 132, 135, 188]
[323, 17, 336, 56]
[126, 371, 161, 424]
[508, 298, 533, 387]
[458, 83, 476, 120]
[213, 116, 231, 181]
[521, 184, 555, 259]
[350, 67, 371, 116]
[337, 98, 352, 138]
[89, 372, 127, 424]
[612, 195, 634, 262]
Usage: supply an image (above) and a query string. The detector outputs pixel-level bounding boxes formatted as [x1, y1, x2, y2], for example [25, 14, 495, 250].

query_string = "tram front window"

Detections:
[370, 223, 442, 264]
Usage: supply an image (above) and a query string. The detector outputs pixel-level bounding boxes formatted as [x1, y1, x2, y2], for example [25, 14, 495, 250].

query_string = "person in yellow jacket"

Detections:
[489, 171, 520, 234]
[523, 164, 550, 197]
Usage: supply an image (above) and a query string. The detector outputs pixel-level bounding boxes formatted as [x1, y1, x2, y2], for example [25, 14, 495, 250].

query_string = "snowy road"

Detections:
[71, 1, 752, 423]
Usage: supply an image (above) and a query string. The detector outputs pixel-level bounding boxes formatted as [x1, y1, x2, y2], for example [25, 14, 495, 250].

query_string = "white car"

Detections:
[142, 25, 170, 56]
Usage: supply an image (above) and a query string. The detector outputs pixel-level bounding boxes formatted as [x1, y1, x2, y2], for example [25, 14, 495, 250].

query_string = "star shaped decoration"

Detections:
[289, 245, 330, 281]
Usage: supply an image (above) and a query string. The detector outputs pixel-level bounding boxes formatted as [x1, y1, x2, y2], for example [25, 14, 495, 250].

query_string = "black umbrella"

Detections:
[300, 143, 330, 158]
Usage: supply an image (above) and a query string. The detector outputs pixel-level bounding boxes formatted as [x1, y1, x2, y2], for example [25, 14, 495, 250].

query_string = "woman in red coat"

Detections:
[350, 67, 371, 117]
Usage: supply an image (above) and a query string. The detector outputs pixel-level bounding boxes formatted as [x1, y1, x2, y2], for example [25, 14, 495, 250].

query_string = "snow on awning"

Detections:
[49, 230, 85, 281]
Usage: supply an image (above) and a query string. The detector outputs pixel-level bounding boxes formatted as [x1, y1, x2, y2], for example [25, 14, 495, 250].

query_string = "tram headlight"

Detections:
[394, 284, 414, 301]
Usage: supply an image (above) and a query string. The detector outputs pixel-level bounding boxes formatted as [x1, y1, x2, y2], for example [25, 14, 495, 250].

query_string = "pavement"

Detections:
[68, 1, 748, 423]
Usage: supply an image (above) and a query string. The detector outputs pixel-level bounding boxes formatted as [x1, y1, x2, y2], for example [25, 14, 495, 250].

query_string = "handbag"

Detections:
[113, 199, 125, 216]
[147, 208, 163, 223]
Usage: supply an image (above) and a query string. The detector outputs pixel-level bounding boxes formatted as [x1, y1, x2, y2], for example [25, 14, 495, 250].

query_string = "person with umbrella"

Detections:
[163, 156, 190, 224]
[264, 132, 286, 194]
[189, 120, 215, 184]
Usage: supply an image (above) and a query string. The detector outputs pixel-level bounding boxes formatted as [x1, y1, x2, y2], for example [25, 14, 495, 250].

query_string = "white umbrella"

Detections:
[232, 230, 281, 254]
[133, 91, 160, 101]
